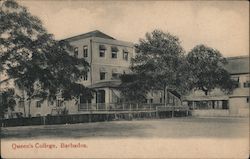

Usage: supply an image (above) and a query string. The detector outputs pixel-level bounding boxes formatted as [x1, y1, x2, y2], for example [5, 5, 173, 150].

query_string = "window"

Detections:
[150, 99, 153, 104]
[160, 98, 162, 103]
[100, 72, 106, 80]
[112, 73, 120, 79]
[99, 45, 106, 57]
[80, 95, 91, 104]
[112, 51, 117, 58]
[111, 46, 118, 59]
[123, 51, 128, 60]
[247, 97, 249, 103]
[100, 50, 105, 57]
[36, 101, 42, 108]
[83, 45, 88, 57]
[112, 68, 120, 80]
[96, 90, 105, 103]
[74, 47, 78, 57]
[56, 100, 63, 107]
[231, 76, 240, 88]
[243, 81, 250, 88]
[222, 100, 228, 109]
[83, 74, 88, 81]
[18, 98, 25, 108]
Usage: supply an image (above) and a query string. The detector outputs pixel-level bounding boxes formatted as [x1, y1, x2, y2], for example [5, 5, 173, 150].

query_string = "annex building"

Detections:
[183, 56, 249, 117]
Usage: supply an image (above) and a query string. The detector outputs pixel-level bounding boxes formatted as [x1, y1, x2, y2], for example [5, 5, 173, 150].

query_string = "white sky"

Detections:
[19, 0, 249, 57]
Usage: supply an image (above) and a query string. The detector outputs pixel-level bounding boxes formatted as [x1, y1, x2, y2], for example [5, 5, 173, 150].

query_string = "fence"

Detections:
[1, 111, 160, 127]
[78, 103, 175, 111]
[1, 104, 190, 127]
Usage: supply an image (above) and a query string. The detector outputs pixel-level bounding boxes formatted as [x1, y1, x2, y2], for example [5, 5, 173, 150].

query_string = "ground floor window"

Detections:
[188, 100, 229, 110]
[222, 100, 228, 109]
[36, 101, 42, 108]
[18, 98, 25, 108]
[96, 90, 105, 103]
[56, 100, 63, 107]
[80, 95, 91, 104]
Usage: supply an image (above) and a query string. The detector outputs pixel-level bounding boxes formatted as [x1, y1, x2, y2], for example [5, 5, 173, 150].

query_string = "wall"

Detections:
[229, 73, 249, 116]
[91, 37, 134, 84]
[191, 110, 230, 117]
[229, 97, 249, 116]
[68, 36, 134, 86]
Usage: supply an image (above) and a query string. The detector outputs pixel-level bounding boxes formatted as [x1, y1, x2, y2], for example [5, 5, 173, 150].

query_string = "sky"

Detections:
[18, 0, 249, 57]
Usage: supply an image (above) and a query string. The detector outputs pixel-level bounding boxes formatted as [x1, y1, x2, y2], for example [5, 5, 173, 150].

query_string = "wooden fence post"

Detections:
[172, 106, 174, 118]
[43, 116, 46, 125]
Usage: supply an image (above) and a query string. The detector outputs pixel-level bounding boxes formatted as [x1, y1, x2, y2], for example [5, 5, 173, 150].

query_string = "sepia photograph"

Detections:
[0, 0, 249, 158]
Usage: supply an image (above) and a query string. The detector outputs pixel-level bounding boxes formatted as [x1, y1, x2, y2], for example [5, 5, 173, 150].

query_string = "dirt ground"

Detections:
[1, 117, 249, 139]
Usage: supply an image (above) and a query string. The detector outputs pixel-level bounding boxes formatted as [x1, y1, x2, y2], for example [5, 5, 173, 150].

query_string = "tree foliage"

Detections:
[119, 73, 151, 103]
[120, 30, 188, 102]
[0, 89, 16, 118]
[187, 44, 235, 95]
[0, 0, 92, 101]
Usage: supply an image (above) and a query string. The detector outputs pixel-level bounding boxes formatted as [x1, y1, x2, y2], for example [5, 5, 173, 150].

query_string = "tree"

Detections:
[0, 0, 92, 115]
[119, 73, 151, 103]
[121, 29, 187, 104]
[0, 89, 16, 118]
[186, 44, 235, 95]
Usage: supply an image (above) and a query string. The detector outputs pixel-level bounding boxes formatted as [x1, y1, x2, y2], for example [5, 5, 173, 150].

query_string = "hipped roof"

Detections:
[225, 56, 249, 75]
[63, 30, 115, 42]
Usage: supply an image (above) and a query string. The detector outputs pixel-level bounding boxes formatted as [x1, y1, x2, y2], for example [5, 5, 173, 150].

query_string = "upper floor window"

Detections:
[36, 101, 42, 108]
[100, 67, 107, 80]
[123, 50, 128, 61]
[243, 81, 250, 88]
[231, 76, 240, 88]
[160, 98, 163, 103]
[83, 45, 88, 58]
[100, 72, 106, 80]
[74, 47, 78, 58]
[111, 68, 120, 79]
[111, 46, 119, 59]
[83, 74, 88, 81]
[99, 45, 106, 57]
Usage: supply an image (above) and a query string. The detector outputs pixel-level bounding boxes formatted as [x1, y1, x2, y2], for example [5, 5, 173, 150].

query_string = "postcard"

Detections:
[1, 0, 249, 158]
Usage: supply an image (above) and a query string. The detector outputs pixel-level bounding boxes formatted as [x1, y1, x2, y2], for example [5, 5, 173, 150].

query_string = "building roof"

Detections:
[89, 80, 121, 89]
[225, 55, 249, 75]
[63, 30, 115, 42]
[168, 89, 181, 99]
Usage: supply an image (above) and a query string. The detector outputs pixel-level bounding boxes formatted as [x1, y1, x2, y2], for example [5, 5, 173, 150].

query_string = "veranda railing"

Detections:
[78, 103, 188, 112]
